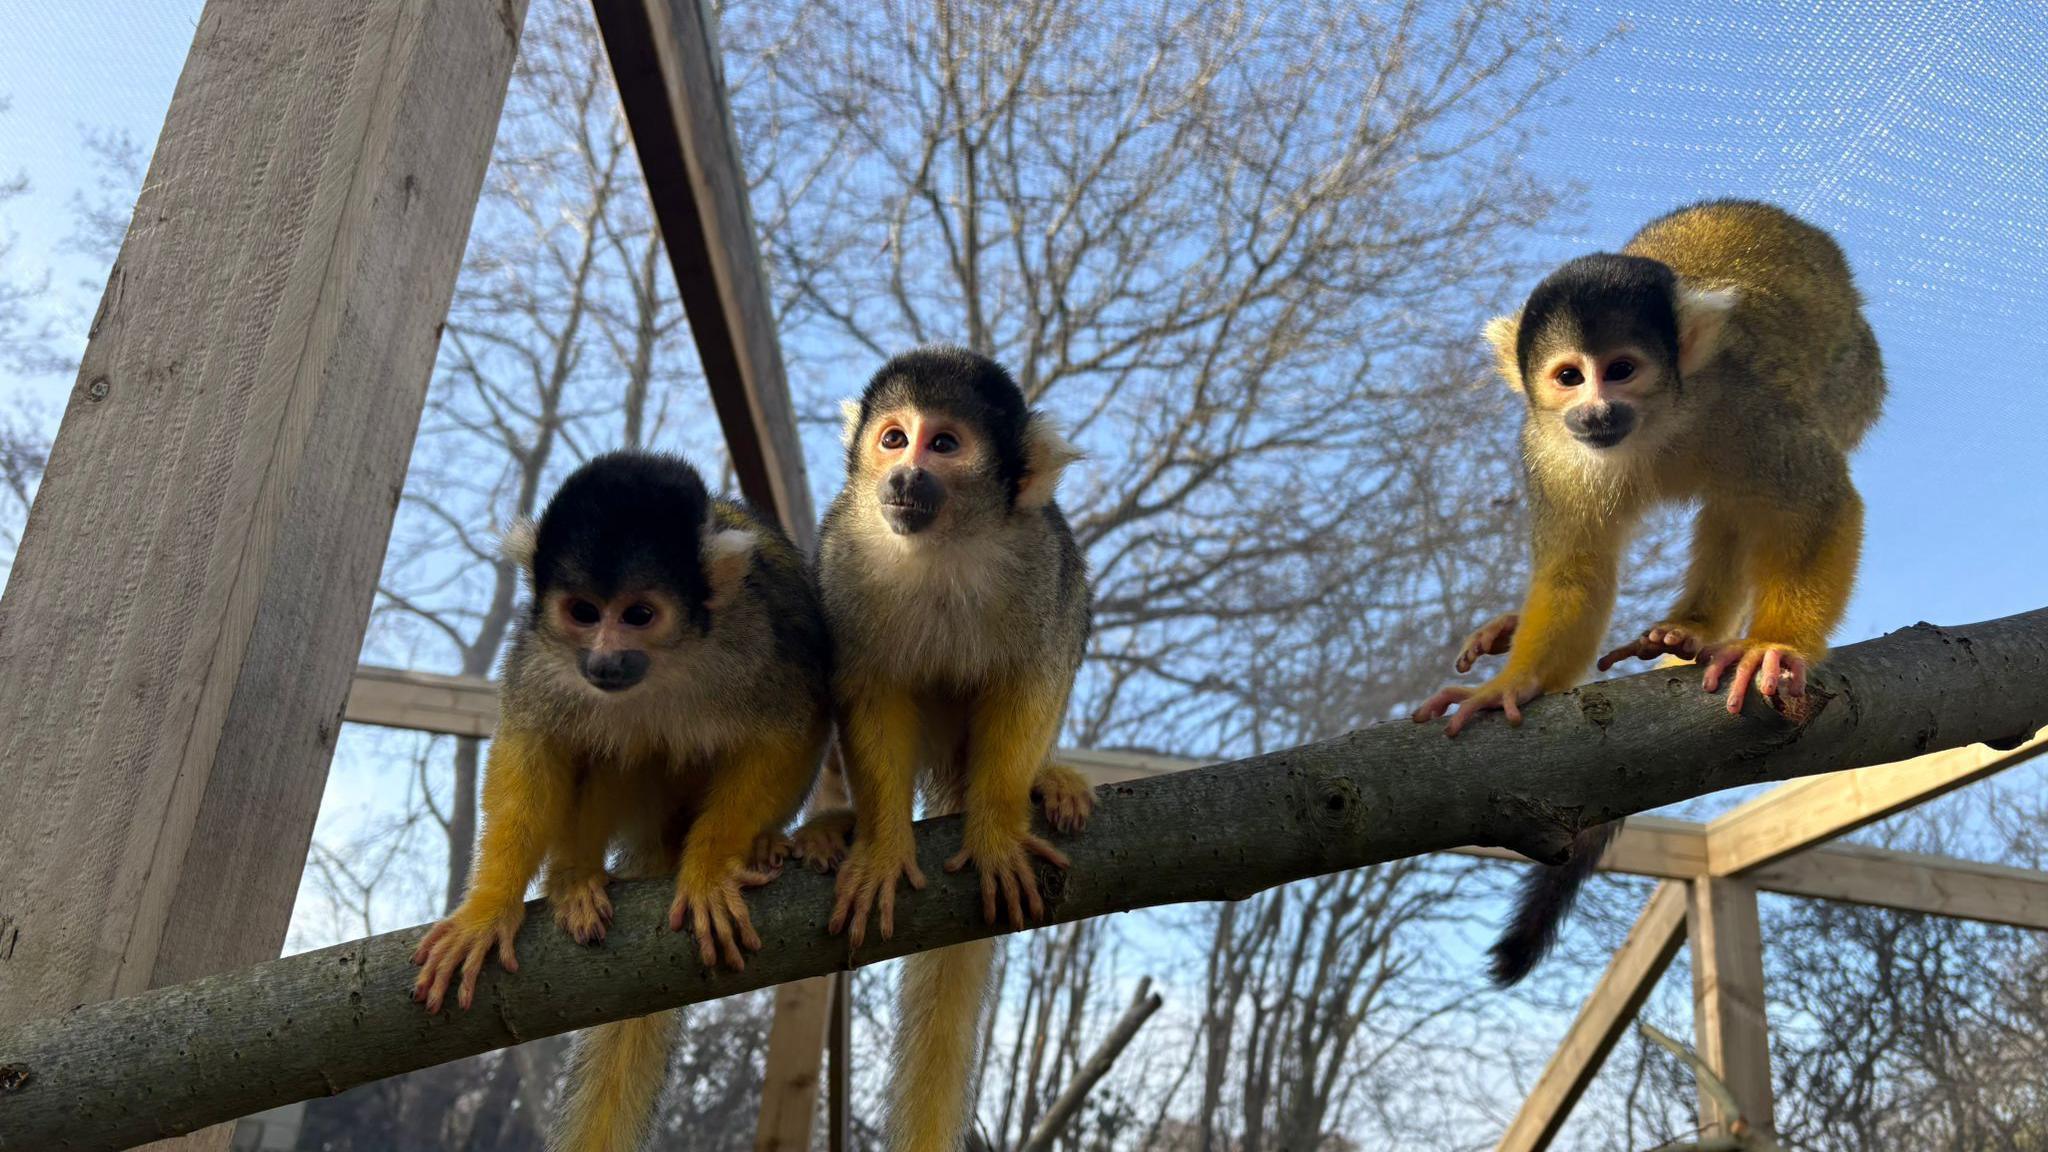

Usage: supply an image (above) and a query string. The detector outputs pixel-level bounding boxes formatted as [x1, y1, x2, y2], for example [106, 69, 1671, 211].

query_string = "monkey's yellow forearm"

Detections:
[545, 775, 619, 891]
[466, 728, 573, 911]
[1666, 504, 1753, 641]
[1748, 490, 1862, 658]
[1502, 543, 1621, 691]
[678, 732, 819, 890]
[839, 687, 921, 850]
[963, 680, 1066, 852]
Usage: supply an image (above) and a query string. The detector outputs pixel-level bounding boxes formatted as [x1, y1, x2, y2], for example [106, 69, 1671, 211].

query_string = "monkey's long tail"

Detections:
[1488, 820, 1621, 987]
[548, 1009, 680, 1152]
[889, 938, 997, 1152]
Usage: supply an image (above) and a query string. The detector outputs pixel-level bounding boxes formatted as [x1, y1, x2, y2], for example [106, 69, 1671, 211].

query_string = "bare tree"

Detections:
[727, 0, 1576, 754]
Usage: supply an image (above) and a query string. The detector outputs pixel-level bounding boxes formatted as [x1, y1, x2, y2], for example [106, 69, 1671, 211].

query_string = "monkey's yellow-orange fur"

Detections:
[410, 452, 833, 1152]
[1420, 200, 1883, 732]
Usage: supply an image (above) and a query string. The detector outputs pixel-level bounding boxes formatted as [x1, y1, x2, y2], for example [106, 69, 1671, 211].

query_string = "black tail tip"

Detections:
[1487, 933, 1542, 987]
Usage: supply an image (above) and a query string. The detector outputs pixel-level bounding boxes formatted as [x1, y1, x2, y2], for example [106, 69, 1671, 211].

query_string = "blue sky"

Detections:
[2, 4, 2044, 1136]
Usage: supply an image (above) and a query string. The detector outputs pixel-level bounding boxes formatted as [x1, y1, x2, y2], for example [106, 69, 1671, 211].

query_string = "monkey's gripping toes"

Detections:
[411, 898, 525, 1013]
[829, 837, 928, 948]
[946, 824, 1071, 927]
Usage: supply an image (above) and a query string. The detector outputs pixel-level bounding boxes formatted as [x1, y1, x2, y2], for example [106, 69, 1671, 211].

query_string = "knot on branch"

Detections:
[0, 1063, 30, 1092]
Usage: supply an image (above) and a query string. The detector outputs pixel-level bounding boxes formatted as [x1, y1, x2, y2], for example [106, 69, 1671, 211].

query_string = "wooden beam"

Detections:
[827, 971, 851, 1152]
[1707, 727, 2048, 876]
[591, 0, 815, 547]
[1752, 841, 2048, 931]
[754, 976, 834, 1152]
[0, 0, 525, 1132]
[1495, 882, 1689, 1152]
[1687, 877, 1773, 1141]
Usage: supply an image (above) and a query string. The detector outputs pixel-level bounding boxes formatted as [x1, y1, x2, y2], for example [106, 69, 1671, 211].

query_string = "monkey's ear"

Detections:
[839, 400, 864, 449]
[1482, 314, 1523, 392]
[702, 524, 757, 611]
[499, 517, 538, 572]
[1017, 412, 1082, 510]
[1675, 285, 1739, 376]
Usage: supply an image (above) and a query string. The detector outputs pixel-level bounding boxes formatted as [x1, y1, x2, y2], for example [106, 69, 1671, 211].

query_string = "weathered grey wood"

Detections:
[2, 610, 2044, 1150]
[590, 0, 815, 548]
[0, 5, 528, 1147]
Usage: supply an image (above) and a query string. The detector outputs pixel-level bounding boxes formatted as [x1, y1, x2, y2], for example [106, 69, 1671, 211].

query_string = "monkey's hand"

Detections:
[1596, 621, 1711, 671]
[1454, 613, 1521, 673]
[1694, 638, 1808, 715]
[1411, 671, 1544, 738]
[946, 825, 1071, 928]
[788, 808, 855, 873]
[828, 836, 926, 948]
[668, 858, 778, 971]
[411, 897, 525, 1013]
[1033, 762, 1097, 834]
[546, 871, 614, 946]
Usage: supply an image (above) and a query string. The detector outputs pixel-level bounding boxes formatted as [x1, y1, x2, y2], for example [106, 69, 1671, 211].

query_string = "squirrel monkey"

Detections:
[1412, 200, 1885, 984]
[820, 347, 1091, 1152]
[408, 450, 832, 1152]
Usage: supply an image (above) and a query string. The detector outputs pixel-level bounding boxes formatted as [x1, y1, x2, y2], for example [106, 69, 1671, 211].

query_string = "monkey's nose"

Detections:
[886, 467, 925, 499]
[580, 649, 649, 692]
[1567, 401, 1635, 447]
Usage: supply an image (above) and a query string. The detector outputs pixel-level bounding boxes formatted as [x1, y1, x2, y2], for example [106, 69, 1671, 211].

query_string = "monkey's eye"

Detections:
[567, 599, 602, 626]
[621, 603, 656, 628]
[880, 427, 908, 450]
[929, 431, 959, 454]
[1605, 359, 1635, 382]
[1555, 366, 1585, 388]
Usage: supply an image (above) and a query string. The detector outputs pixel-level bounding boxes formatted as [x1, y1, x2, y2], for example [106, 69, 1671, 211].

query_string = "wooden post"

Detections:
[1687, 876, 1774, 1141]
[755, 976, 835, 1152]
[0, 0, 527, 1142]
[1495, 882, 1689, 1152]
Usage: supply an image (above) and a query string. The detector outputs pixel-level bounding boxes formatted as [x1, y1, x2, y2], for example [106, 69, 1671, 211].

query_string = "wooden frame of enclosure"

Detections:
[0, 2, 2042, 1150]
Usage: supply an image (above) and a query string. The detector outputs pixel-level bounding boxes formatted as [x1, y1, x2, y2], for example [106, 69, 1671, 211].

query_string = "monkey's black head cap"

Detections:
[530, 450, 714, 610]
[1516, 253, 1681, 383]
[851, 345, 1030, 503]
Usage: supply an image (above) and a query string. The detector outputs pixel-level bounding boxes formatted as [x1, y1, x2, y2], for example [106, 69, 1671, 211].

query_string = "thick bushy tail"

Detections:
[549, 1009, 680, 1152]
[1488, 820, 1621, 987]
[888, 938, 997, 1152]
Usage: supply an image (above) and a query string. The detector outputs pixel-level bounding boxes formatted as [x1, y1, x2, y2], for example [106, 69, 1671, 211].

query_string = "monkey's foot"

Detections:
[946, 827, 1070, 928]
[1696, 638, 1808, 715]
[789, 809, 854, 873]
[1411, 671, 1544, 737]
[1597, 620, 1711, 671]
[1033, 762, 1096, 833]
[410, 899, 525, 1013]
[749, 831, 795, 873]
[828, 836, 926, 948]
[548, 873, 614, 945]
[1455, 613, 1520, 674]
[668, 861, 777, 971]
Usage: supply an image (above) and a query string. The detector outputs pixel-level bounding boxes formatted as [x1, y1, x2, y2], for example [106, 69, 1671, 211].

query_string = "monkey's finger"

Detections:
[411, 922, 451, 966]
[828, 874, 857, 935]
[1413, 686, 1472, 723]
[1759, 649, 1784, 698]
[1783, 656, 1808, 699]
[906, 857, 928, 890]
[979, 870, 1000, 925]
[1726, 649, 1767, 715]
[497, 925, 520, 974]
[1022, 834, 1070, 870]
[457, 940, 490, 1011]
[1001, 864, 1026, 927]
[736, 867, 780, 889]
[1502, 692, 1525, 727]
[725, 886, 763, 953]
[693, 902, 720, 968]
[944, 847, 971, 874]
[1019, 863, 1047, 922]
[709, 906, 744, 970]
[877, 875, 897, 941]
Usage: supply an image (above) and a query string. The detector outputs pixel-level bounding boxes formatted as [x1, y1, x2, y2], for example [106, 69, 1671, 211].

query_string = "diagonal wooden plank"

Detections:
[1496, 881, 1689, 1152]
[590, 0, 815, 548]
[1707, 726, 2048, 876]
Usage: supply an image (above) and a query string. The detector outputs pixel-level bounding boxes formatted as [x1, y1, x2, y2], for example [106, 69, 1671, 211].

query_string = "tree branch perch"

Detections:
[3, 609, 2046, 1151]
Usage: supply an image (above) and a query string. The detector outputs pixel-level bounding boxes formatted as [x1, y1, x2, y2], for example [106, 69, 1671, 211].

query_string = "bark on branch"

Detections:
[4, 609, 2047, 1151]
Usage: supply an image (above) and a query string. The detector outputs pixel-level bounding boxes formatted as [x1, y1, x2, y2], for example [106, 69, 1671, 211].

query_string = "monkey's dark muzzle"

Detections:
[879, 467, 943, 534]
[579, 649, 650, 692]
[1566, 401, 1636, 449]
